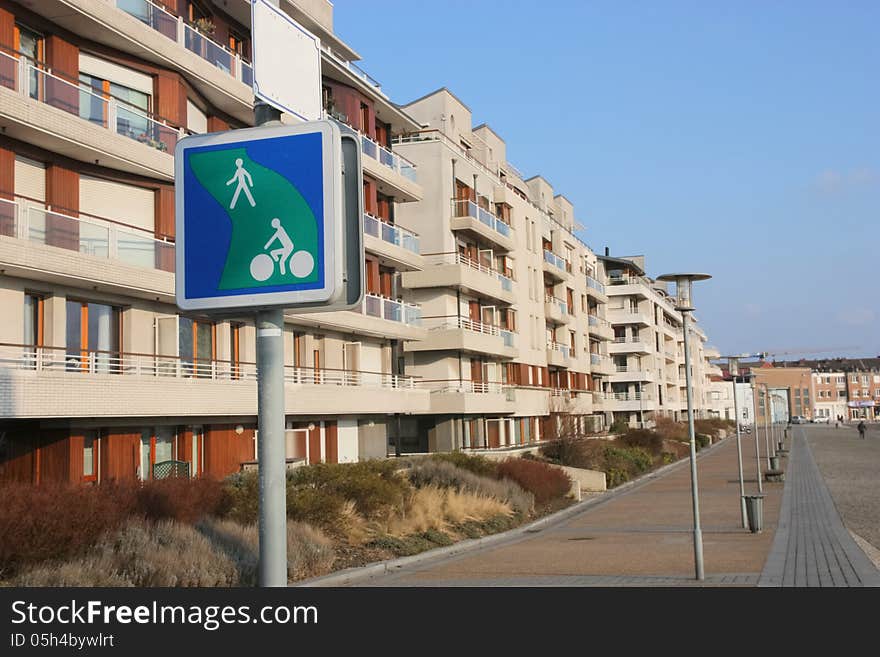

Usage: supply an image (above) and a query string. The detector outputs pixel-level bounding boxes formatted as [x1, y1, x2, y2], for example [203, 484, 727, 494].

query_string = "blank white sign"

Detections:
[251, 0, 322, 121]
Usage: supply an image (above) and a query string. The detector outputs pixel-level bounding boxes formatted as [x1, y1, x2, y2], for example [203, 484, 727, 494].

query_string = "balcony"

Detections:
[608, 336, 651, 355]
[402, 253, 516, 304]
[23, 1, 252, 124]
[585, 275, 608, 302]
[589, 353, 614, 375]
[544, 296, 571, 325]
[0, 344, 430, 418]
[587, 314, 614, 341]
[360, 135, 422, 202]
[1, 50, 178, 178]
[287, 293, 424, 342]
[607, 307, 653, 326]
[405, 316, 517, 359]
[0, 197, 175, 301]
[607, 274, 649, 299]
[418, 379, 515, 415]
[546, 342, 572, 368]
[549, 388, 594, 414]
[362, 213, 423, 271]
[542, 249, 570, 281]
[609, 366, 655, 384]
[606, 391, 655, 412]
[450, 199, 514, 252]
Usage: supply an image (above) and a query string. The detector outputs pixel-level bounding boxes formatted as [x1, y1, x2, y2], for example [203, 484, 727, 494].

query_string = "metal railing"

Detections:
[609, 392, 650, 401]
[424, 252, 515, 288]
[545, 295, 568, 316]
[423, 316, 516, 347]
[451, 199, 512, 238]
[547, 342, 571, 359]
[418, 379, 506, 394]
[1, 197, 175, 272]
[360, 135, 418, 182]
[361, 293, 422, 326]
[1, 49, 181, 153]
[115, 0, 252, 86]
[543, 249, 568, 272]
[0, 343, 418, 390]
[320, 43, 386, 97]
[362, 213, 420, 254]
[586, 275, 606, 294]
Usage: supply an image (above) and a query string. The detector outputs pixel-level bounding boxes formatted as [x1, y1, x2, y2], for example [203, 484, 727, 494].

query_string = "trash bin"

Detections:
[769, 455, 780, 471]
[744, 495, 764, 533]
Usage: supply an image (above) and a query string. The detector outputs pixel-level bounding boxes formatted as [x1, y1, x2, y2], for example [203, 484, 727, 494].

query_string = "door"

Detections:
[478, 248, 493, 270]
[343, 342, 360, 385]
[486, 420, 501, 448]
[285, 429, 308, 460]
[481, 305, 496, 329]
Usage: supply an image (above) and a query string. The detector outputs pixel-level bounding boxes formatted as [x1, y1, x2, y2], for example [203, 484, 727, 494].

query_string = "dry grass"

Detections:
[13, 518, 239, 587]
[407, 460, 534, 515]
[384, 485, 511, 536]
[196, 518, 335, 583]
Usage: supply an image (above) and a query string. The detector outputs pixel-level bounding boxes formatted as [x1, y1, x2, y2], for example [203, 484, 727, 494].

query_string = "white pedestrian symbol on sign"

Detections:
[226, 158, 255, 209]
[249, 217, 316, 282]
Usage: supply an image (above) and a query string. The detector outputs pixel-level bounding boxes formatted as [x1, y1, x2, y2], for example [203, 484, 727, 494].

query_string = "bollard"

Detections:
[744, 495, 764, 533]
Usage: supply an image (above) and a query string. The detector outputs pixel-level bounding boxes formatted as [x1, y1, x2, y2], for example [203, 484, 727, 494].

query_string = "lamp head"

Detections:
[656, 273, 711, 311]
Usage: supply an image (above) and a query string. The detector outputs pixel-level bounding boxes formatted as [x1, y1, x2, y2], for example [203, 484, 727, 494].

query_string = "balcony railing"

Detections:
[586, 275, 606, 294]
[363, 213, 419, 254]
[424, 316, 516, 347]
[0, 342, 418, 389]
[424, 252, 515, 289]
[547, 342, 571, 359]
[1, 50, 181, 154]
[451, 199, 512, 238]
[590, 353, 608, 366]
[361, 293, 422, 326]
[543, 249, 567, 272]
[545, 295, 568, 316]
[609, 392, 651, 401]
[320, 43, 386, 97]
[608, 274, 648, 286]
[115, 0, 252, 86]
[360, 135, 418, 182]
[1, 197, 175, 272]
[418, 379, 505, 394]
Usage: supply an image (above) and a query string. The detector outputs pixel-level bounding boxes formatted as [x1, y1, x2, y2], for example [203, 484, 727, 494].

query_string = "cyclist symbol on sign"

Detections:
[249, 217, 315, 282]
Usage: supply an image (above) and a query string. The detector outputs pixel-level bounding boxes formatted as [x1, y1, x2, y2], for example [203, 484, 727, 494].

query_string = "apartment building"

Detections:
[0, 0, 435, 484]
[392, 88, 613, 451]
[811, 370, 848, 421]
[598, 252, 716, 427]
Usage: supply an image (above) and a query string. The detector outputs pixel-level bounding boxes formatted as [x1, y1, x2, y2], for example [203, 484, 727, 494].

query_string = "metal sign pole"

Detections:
[255, 97, 287, 587]
[681, 311, 704, 581]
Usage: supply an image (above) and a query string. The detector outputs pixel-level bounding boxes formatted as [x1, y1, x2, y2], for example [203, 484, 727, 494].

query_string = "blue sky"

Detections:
[333, 0, 879, 360]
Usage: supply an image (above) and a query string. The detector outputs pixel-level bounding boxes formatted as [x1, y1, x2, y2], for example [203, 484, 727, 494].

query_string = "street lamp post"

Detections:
[759, 383, 772, 468]
[751, 379, 763, 494]
[658, 272, 711, 582]
[722, 356, 748, 529]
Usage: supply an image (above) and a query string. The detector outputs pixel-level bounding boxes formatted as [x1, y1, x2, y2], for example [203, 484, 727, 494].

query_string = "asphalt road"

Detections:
[803, 423, 880, 559]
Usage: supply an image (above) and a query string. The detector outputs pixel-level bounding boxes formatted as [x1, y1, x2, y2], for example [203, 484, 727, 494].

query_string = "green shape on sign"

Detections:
[188, 147, 319, 290]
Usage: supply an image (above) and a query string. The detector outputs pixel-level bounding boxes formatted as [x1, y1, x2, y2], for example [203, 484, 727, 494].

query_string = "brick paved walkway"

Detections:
[759, 428, 880, 587]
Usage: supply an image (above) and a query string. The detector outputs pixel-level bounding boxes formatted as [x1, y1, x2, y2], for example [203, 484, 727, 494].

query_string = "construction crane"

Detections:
[717, 346, 860, 362]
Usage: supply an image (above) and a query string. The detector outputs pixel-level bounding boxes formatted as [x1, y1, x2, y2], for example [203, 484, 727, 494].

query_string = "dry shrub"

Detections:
[617, 429, 664, 456]
[653, 416, 688, 442]
[0, 481, 135, 577]
[135, 477, 229, 524]
[429, 452, 498, 478]
[385, 486, 511, 536]
[694, 418, 734, 437]
[13, 518, 238, 587]
[408, 459, 533, 515]
[496, 458, 572, 504]
[197, 518, 335, 584]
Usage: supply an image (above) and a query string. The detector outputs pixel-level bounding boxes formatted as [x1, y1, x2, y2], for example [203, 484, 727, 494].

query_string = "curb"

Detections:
[296, 436, 730, 587]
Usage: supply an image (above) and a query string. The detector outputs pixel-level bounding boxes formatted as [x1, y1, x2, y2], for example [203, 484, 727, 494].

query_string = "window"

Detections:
[82, 430, 99, 482]
[179, 317, 215, 377]
[229, 322, 242, 379]
[228, 28, 249, 59]
[79, 73, 151, 137]
[139, 426, 176, 481]
[14, 24, 43, 100]
[65, 300, 120, 372]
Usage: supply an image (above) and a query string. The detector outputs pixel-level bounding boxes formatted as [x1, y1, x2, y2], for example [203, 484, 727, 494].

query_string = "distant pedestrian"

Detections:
[857, 420, 866, 440]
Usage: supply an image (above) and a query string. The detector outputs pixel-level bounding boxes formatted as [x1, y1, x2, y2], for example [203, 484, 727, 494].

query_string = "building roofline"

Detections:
[402, 87, 472, 113]
[597, 254, 646, 276]
[472, 123, 505, 142]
